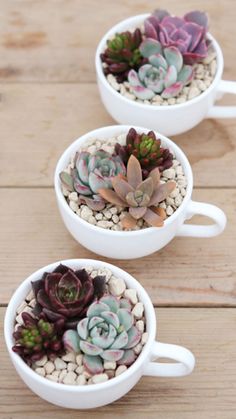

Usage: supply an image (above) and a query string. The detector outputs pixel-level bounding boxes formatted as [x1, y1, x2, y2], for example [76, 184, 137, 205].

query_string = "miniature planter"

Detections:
[95, 11, 236, 136]
[5, 259, 195, 409]
[54, 125, 226, 259]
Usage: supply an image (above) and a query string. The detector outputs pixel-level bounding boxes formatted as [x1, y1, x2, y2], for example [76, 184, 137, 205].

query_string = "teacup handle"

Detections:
[176, 200, 226, 238]
[143, 341, 195, 377]
[207, 80, 236, 118]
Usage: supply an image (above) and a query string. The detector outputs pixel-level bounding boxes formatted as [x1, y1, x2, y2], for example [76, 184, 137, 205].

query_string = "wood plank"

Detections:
[1, 307, 236, 419]
[0, 0, 235, 82]
[0, 187, 234, 307]
[1, 83, 236, 188]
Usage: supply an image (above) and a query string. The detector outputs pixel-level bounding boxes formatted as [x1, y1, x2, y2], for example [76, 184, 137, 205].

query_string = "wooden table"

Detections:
[1, 1, 236, 418]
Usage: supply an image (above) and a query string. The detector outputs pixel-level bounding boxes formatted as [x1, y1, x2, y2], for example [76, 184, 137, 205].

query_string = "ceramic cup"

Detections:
[4, 259, 195, 409]
[95, 14, 236, 136]
[54, 125, 226, 259]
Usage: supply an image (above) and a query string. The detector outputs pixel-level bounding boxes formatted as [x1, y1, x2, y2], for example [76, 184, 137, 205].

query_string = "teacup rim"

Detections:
[95, 13, 224, 110]
[54, 125, 193, 236]
[4, 258, 156, 392]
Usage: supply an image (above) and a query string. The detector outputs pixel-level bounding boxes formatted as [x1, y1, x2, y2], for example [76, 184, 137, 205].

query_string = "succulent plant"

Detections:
[63, 295, 141, 374]
[144, 9, 209, 64]
[32, 264, 106, 329]
[115, 128, 173, 178]
[60, 150, 126, 211]
[12, 312, 64, 364]
[98, 155, 176, 229]
[128, 41, 194, 100]
[101, 29, 144, 82]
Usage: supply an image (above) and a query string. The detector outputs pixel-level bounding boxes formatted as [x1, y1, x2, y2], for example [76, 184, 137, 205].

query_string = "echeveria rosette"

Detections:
[32, 264, 106, 329]
[60, 150, 126, 211]
[101, 29, 145, 82]
[63, 295, 141, 374]
[144, 9, 209, 64]
[12, 312, 64, 365]
[115, 128, 173, 178]
[98, 155, 176, 229]
[128, 40, 194, 100]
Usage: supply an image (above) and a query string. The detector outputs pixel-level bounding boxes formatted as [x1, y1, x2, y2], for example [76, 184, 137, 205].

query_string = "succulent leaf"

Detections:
[83, 354, 104, 374]
[117, 349, 136, 366]
[63, 329, 80, 353]
[139, 38, 162, 58]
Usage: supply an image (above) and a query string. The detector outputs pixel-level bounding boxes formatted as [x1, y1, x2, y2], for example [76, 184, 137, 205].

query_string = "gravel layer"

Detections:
[105, 52, 217, 105]
[15, 267, 148, 386]
[62, 134, 188, 230]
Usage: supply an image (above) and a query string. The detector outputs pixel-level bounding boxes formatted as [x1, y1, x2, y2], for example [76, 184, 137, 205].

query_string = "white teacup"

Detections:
[95, 14, 236, 136]
[54, 125, 226, 259]
[4, 259, 195, 409]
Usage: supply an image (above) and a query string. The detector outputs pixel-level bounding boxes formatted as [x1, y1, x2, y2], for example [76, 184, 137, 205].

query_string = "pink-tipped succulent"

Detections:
[98, 155, 176, 229]
[60, 150, 126, 211]
[63, 295, 141, 374]
[144, 9, 209, 64]
[32, 264, 106, 329]
[115, 128, 173, 178]
[12, 312, 64, 365]
[128, 40, 193, 100]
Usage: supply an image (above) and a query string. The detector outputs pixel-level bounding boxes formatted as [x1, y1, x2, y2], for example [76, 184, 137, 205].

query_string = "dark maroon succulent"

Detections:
[12, 312, 64, 365]
[144, 9, 210, 64]
[32, 264, 106, 329]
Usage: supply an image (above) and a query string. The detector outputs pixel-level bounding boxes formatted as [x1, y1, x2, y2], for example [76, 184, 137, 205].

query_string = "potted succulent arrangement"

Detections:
[5, 259, 195, 409]
[54, 125, 226, 259]
[95, 9, 236, 135]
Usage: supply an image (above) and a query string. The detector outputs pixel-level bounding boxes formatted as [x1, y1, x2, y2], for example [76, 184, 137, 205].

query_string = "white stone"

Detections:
[58, 370, 67, 383]
[115, 365, 127, 376]
[176, 166, 183, 175]
[15, 313, 24, 324]
[112, 214, 119, 224]
[141, 332, 149, 345]
[166, 205, 174, 216]
[46, 374, 58, 382]
[88, 215, 96, 225]
[113, 224, 122, 231]
[35, 367, 46, 377]
[95, 213, 103, 221]
[188, 87, 200, 100]
[25, 290, 34, 301]
[91, 373, 109, 384]
[176, 97, 186, 104]
[44, 361, 55, 374]
[175, 195, 183, 207]
[29, 298, 36, 308]
[107, 74, 120, 91]
[87, 145, 97, 154]
[103, 210, 112, 220]
[52, 370, 60, 378]
[132, 302, 144, 319]
[168, 98, 176, 105]
[124, 289, 138, 305]
[35, 355, 48, 367]
[101, 145, 114, 154]
[83, 370, 92, 379]
[210, 60, 217, 76]
[162, 168, 175, 179]
[80, 206, 93, 221]
[69, 192, 78, 202]
[16, 301, 27, 314]
[110, 207, 118, 215]
[159, 202, 166, 209]
[97, 220, 113, 229]
[76, 375, 86, 385]
[197, 80, 207, 91]
[69, 201, 78, 212]
[136, 320, 144, 333]
[181, 188, 186, 197]
[109, 276, 126, 296]
[124, 92, 136, 101]
[97, 268, 112, 281]
[54, 358, 67, 370]
[166, 197, 175, 206]
[104, 361, 116, 370]
[169, 188, 179, 198]
[62, 352, 76, 363]
[76, 365, 85, 374]
[63, 371, 77, 385]
[134, 343, 143, 355]
[67, 362, 77, 372]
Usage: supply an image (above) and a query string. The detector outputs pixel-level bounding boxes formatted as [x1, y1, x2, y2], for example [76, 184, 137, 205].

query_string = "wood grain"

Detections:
[0, 187, 234, 307]
[1, 307, 236, 419]
[0, 0, 235, 82]
[0, 83, 235, 188]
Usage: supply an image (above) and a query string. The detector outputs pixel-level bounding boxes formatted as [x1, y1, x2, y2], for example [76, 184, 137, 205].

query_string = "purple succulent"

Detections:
[32, 264, 106, 329]
[144, 9, 209, 64]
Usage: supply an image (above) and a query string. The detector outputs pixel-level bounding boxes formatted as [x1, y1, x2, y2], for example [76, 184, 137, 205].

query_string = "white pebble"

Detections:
[109, 276, 126, 296]
[87, 145, 97, 154]
[141, 332, 149, 345]
[176, 97, 186, 104]
[35, 367, 45, 377]
[124, 92, 136, 101]
[169, 188, 179, 198]
[35, 355, 48, 367]
[132, 302, 144, 319]
[110, 207, 118, 215]
[176, 166, 183, 175]
[112, 214, 119, 224]
[52, 370, 60, 378]
[91, 373, 109, 384]
[69, 192, 78, 202]
[63, 371, 77, 385]
[166, 205, 174, 216]
[76, 365, 85, 374]
[210, 60, 217, 76]
[162, 168, 175, 179]
[115, 365, 127, 376]
[168, 98, 176, 105]
[58, 370, 67, 383]
[16, 301, 27, 314]
[181, 188, 186, 197]
[95, 213, 103, 221]
[136, 320, 144, 333]
[134, 343, 143, 355]
[166, 197, 175, 206]
[25, 290, 34, 301]
[188, 87, 200, 100]
[88, 215, 96, 225]
[44, 361, 55, 374]
[29, 298, 36, 308]
[83, 370, 92, 379]
[67, 362, 77, 372]
[69, 201, 78, 212]
[197, 80, 207, 91]
[107, 74, 120, 91]
[15, 313, 24, 325]
[159, 202, 166, 209]
[103, 210, 112, 219]
[46, 374, 59, 382]
[124, 289, 138, 305]
[175, 195, 183, 207]
[62, 185, 69, 197]
[54, 358, 67, 370]
[80, 206, 93, 221]
[104, 361, 116, 370]
[77, 375, 86, 385]
[62, 352, 76, 363]
[97, 220, 113, 229]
